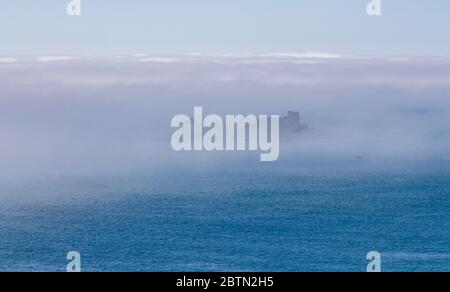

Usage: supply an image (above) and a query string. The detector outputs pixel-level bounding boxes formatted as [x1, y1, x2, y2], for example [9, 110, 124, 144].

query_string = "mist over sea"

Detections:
[0, 54, 449, 271]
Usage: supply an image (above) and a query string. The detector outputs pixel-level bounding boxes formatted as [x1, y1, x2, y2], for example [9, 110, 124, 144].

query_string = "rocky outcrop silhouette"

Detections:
[280, 111, 308, 134]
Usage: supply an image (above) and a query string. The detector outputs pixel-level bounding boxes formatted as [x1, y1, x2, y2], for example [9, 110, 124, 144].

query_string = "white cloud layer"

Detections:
[1, 53, 450, 180]
[36, 56, 79, 62]
[0, 57, 18, 63]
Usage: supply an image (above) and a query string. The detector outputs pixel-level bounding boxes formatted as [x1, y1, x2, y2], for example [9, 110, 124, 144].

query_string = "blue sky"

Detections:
[1, 0, 450, 55]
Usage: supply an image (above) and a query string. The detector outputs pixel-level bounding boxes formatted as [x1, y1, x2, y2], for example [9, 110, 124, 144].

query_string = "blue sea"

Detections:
[0, 162, 449, 272]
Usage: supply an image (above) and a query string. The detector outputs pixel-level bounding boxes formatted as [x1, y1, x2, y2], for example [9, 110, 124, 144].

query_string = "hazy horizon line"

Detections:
[2, 51, 450, 64]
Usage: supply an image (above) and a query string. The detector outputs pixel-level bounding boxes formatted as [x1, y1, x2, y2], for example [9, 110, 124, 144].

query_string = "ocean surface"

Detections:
[0, 162, 449, 272]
